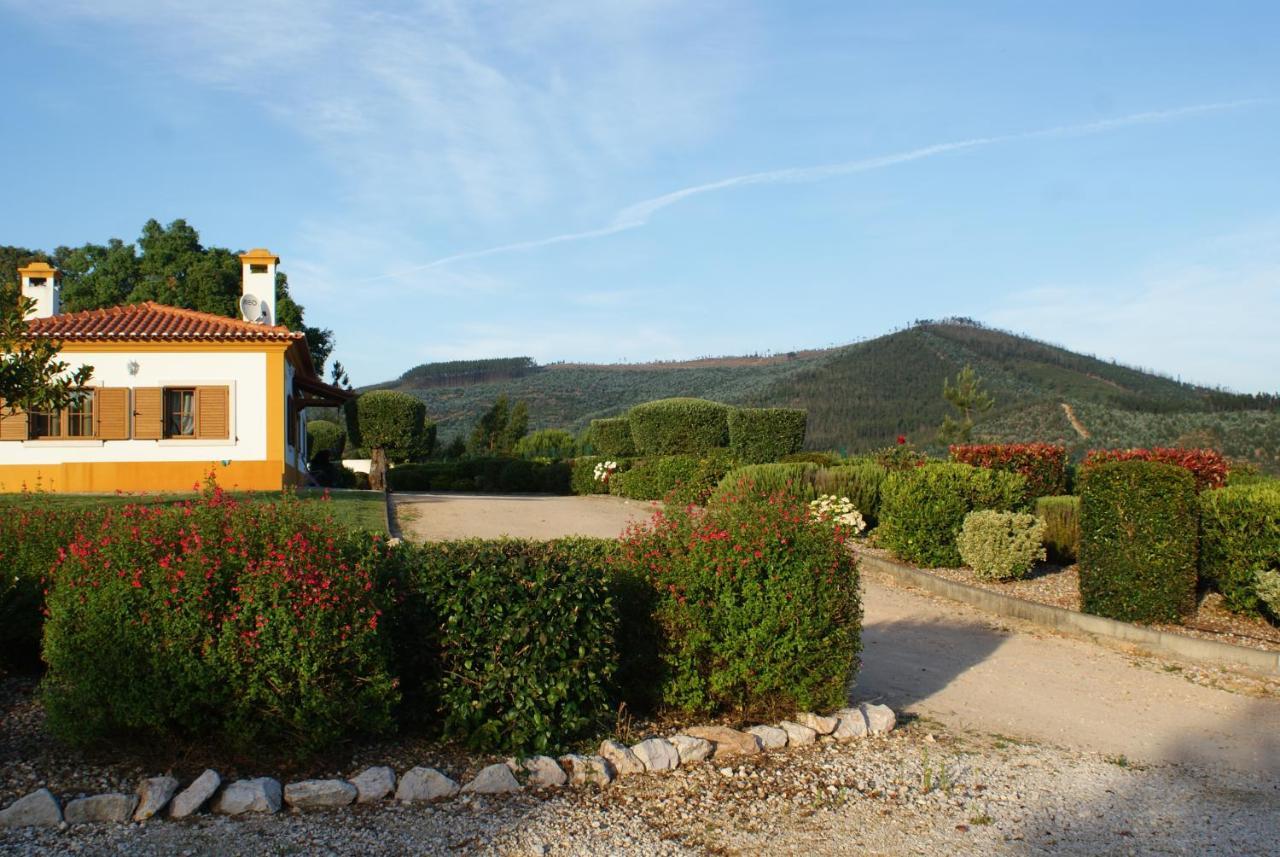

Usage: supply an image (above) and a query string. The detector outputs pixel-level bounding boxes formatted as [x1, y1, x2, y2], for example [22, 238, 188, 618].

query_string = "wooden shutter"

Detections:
[133, 387, 164, 440]
[196, 386, 229, 440]
[0, 406, 28, 441]
[95, 388, 131, 440]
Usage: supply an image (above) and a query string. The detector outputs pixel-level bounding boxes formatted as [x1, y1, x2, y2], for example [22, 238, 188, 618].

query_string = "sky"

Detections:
[2, 1, 1277, 391]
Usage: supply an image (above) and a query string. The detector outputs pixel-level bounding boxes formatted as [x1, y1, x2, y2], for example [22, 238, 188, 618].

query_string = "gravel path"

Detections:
[392, 492, 655, 541]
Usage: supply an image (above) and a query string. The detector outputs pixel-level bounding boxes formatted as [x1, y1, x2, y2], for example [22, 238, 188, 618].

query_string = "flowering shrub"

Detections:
[950, 443, 1069, 498]
[1083, 447, 1227, 491]
[809, 495, 867, 534]
[615, 488, 862, 717]
[594, 460, 619, 483]
[956, 510, 1046, 580]
[570, 456, 631, 495]
[873, 439, 928, 471]
[41, 484, 398, 754]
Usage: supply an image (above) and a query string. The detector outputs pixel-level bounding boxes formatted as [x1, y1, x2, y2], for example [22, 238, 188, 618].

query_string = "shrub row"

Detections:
[727, 408, 807, 464]
[950, 443, 1069, 498]
[709, 462, 888, 526]
[388, 458, 572, 494]
[609, 453, 734, 506]
[513, 428, 578, 460]
[1083, 447, 1227, 491]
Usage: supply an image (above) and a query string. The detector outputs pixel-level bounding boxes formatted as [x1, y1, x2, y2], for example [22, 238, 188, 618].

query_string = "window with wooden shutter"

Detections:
[196, 386, 229, 440]
[133, 387, 164, 440]
[96, 388, 131, 440]
[0, 407, 28, 441]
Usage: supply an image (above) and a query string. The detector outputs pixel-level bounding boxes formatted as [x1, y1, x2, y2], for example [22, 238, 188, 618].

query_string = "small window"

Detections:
[66, 391, 94, 438]
[30, 410, 62, 438]
[165, 389, 196, 438]
[250, 263, 268, 274]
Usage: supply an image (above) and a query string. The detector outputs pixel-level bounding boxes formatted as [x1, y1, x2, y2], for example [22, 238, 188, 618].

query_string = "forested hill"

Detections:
[375, 320, 1280, 470]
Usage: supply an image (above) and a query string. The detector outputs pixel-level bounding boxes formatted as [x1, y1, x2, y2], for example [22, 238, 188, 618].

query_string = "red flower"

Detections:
[896, 435, 906, 445]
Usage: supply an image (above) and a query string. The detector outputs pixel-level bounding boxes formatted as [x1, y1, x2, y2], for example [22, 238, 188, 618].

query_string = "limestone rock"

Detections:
[746, 725, 789, 750]
[214, 778, 282, 815]
[65, 793, 138, 825]
[684, 726, 763, 759]
[631, 738, 680, 772]
[523, 756, 567, 788]
[669, 735, 714, 765]
[284, 779, 357, 810]
[860, 702, 897, 734]
[598, 740, 645, 775]
[462, 763, 521, 794]
[795, 712, 839, 735]
[170, 770, 221, 819]
[558, 754, 615, 787]
[778, 721, 818, 747]
[396, 767, 459, 802]
[832, 708, 869, 741]
[0, 789, 62, 829]
[134, 776, 179, 822]
[350, 767, 396, 803]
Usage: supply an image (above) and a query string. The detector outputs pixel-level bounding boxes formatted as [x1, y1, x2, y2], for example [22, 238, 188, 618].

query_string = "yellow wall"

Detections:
[0, 460, 290, 494]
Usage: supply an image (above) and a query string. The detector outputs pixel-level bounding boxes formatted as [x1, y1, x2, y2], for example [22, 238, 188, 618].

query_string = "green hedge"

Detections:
[1079, 461, 1198, 623]
[589, 418, 637, 458]
[396, 539, 619, 754]
[570, 456, 632, 495]
[628, 398, 731, 456]
[812, 463, 888, 527]
[305, 419, 346, 460]
[727, 408, 807, 464]
[388, 459, 571, 494]
[780, 451, 842, 467]
[513, 428, 578, 460]
[1035, 495, 1081, 564]
[1199, 482, 1280, 616]
[610, 453, 734, 505]
[878, 463, 1028, 567]
[709, 462, 819, 505]
[710, 461, 887, 526]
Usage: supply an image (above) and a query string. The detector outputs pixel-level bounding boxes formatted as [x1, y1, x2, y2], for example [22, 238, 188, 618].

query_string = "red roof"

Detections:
[24, 302, 303, 343]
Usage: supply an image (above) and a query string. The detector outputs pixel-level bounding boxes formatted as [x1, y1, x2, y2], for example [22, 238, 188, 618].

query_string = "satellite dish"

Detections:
[239, 294, 262, 323]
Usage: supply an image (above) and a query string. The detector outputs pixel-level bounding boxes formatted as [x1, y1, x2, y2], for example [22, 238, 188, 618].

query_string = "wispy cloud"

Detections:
[363, 99, 1264, 280]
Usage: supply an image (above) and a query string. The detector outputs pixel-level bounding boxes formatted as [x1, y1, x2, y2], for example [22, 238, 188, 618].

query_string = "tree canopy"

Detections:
[0, 285, 94, 415]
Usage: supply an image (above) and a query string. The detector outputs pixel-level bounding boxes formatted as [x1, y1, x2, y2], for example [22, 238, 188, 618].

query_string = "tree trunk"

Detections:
[370, 446, 389, 492]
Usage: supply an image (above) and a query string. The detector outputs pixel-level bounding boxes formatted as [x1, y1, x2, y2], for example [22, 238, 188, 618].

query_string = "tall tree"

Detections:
[938, 364, 994, 444]
[0, 285, 94, 422]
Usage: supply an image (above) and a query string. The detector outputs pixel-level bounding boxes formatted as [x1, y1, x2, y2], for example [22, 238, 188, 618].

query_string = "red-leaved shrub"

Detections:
[950, 443, 1069, 498]
[1083, 447, 1227, 491]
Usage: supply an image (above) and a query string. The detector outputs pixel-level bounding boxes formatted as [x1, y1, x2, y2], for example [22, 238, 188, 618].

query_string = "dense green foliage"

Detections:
[709, 461, 887, 525]
[628, 398, 732, 456]
[709, 463, 819, 506]
[1199, 483, 1280, 616]
[609, 453, 734, 505]
[1078, 462, 1198, 623]
[513, 428, 578, 460]
[1035, 495, 1081, 563]
[956, 510, 1047, 580]
[879, 463, 1028, 567]
[812, 463, 889, 527]
[305, 419, 346, 460]
[388, 459, 571, 494]
[41, 489, 398, 754]
[615, 490, 862, 717]
[393, 357, 538, 388]
[346, 391, 431, 489]
[727, 408, 808, 464]
[589, 418, 637, 457]
[468, 395, 529, 456]
[950, 443, 1069, 498]
[938, 364, 995, 444]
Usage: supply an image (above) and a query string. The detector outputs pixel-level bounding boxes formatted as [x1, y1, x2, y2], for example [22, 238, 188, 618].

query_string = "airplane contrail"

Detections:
[362, 99, 1263, 282]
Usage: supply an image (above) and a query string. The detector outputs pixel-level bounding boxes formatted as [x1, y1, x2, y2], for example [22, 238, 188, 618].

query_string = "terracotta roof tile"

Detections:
[24, 302, 303, 343]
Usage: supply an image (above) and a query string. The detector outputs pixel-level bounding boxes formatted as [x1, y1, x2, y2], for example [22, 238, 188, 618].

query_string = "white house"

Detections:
[0, 250, 351, 493]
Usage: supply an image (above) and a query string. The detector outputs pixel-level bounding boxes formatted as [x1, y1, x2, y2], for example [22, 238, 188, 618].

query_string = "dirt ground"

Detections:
[392, 492, 1280, 775]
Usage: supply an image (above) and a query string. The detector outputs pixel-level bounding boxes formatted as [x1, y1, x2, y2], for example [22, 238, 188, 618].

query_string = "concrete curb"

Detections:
[858, 551, 1280, 676]
[383, 489, 402, 540]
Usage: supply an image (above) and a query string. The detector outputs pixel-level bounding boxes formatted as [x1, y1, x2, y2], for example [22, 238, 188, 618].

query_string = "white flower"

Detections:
[593, 460, 619, 483]
[808, 494, 866, 533]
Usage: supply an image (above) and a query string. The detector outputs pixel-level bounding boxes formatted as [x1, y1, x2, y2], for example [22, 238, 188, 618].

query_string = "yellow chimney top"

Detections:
[18, 261, 60, 279]
[239, 248, 280, 265]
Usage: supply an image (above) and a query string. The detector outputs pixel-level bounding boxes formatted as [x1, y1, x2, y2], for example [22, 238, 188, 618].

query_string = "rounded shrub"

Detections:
[878, 462, 1028, 568]
[346, 391, 430, 489]
[727, 407, 807, 464]
[1078, 461, 1198, 623]
[1198, 482, 1280, 616]
[305, 419, 346, 461]
[514, 428, 578, 461]
[589, 418, 637, 458]
[956, 510, 1047, 580]
[627, 398, 731, 456]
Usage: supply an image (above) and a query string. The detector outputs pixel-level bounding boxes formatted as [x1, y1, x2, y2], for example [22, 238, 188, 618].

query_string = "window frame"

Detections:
[163, 387, 198, 439]
[28, 389, 96, 440]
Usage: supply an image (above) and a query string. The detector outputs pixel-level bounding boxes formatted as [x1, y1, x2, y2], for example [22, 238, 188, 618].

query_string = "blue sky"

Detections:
[2, 1, 1277, 391]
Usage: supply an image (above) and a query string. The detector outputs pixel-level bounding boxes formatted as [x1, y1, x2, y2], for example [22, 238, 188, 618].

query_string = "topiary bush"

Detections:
[727, 407, 807, 464]
[956, 510, 1047, 580]
[627, 398, 731, 456]
[610, 452, 734, 505]
[615, 489, 861, 717]
[1078, 461, 1198, 623]
[1035, 495, 1081, 563]
[40, 487, 399, 755]
[589, 418, 637, 458]
[346, 391, 430, 490]
[1198, 482, 1280, 616]
[950, 443, 1068, 498]
[1083, 447, 1227, 491]
[397, 539, 618, 754]
[878, 462, 1028, 568]
[514, 428, 578, 461]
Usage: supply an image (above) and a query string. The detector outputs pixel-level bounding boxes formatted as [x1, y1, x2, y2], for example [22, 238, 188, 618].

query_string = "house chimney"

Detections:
[238, 248, 279, 325]
[18, 261, 61, 319]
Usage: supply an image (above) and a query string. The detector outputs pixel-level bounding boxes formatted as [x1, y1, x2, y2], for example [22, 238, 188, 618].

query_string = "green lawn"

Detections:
[0, 488, 387, 533]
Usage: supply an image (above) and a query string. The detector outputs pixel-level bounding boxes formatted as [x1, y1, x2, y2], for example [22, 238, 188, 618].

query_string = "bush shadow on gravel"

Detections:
[852, 617, 1008, 710]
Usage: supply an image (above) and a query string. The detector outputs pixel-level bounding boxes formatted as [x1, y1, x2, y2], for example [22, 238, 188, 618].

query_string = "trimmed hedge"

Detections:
[388, 459, 571, 495]
[1083, 447, 1227, 491]
[711, 462, 888, 527]
[1199, 482, 1280, 616]
[812, 463, 888, 528]
[727, 408, 807, 464]
[345, 390, 430, 461]
[628, 398, 731, 456]
[957, 510, 1046, 580]
[878, 463, 1028, 567]
[570, 456, 632, 495]
[514, 428, 577, 461]
[610, 453, 734, 505]
[780, 451, 842, 467]
[1035, 495, 1081, 564]
[590, 418, 637, 458]
[1078, 461, 1198, 623]
[709, 463, 819, 506]
[950, 443, 1068, 498]
[306, 419, 347, 461]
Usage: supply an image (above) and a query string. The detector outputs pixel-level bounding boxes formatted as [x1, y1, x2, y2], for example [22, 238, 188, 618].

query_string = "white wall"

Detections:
[0, 350, 270, 465]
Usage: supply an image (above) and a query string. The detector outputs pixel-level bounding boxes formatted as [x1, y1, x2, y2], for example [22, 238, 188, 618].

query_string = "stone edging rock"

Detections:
[0, 703, 895, 830]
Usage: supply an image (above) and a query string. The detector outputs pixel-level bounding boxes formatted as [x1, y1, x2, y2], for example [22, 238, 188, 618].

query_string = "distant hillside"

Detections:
[373, 320, 1280, 471]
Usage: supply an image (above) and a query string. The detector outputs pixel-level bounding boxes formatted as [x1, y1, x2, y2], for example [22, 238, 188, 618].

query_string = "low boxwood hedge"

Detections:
[388, 459, 571, 494]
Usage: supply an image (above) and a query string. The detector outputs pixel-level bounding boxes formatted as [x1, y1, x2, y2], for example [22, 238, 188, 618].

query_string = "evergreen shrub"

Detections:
[956, 510, 1046, 580]
[305, 419, 346, 461]
[628, 398, 731, 456]
[513, 428, 578, 460]
[388, 459, 571, 494]
[812, 463, 888, 527]
[1035, 495, 1081, 563]
[1078, 461, 1198, 623]
[1083, 447, 1227, 491]
[780, 451, 842, 467]
[727, 408, 807, 464]
[589, 418, 637, 458]
[570, 456, 632, 495]
[1199, 482, 1280, 615]
[610, 452, 734, 505]
[950, 443, 1068, 498]
[879, 463, 1027, 567]
[708, 463, 819, 506]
